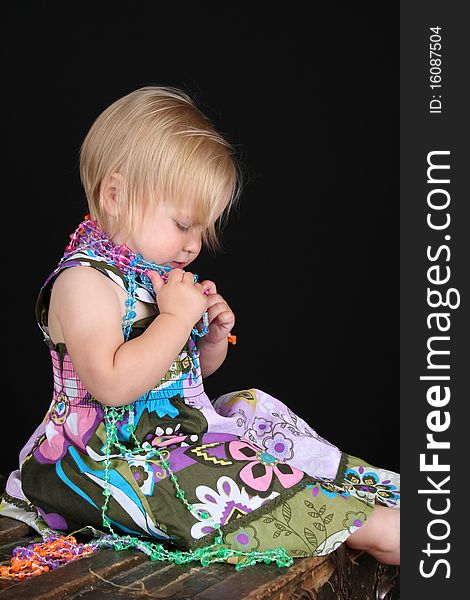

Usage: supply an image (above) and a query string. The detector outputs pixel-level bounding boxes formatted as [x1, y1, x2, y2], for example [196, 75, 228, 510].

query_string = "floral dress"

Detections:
[0, 249, 400, 563]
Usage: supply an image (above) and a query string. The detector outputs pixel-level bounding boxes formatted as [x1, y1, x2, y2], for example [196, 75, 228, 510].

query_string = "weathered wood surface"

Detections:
[0, 516, 399, 599]
[0, 472, 399, 599]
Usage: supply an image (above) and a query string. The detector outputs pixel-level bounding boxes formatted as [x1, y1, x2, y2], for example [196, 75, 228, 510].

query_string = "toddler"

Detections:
[1, 86, 399, 575]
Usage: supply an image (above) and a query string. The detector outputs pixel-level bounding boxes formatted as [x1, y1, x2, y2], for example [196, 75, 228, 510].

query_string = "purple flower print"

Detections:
[263, 432, 294, 461]
[344, 467, 400, 504]
[228, 438, 304, 493]
[130, 465, 150, 488]
[225, 525, 260, 552]
[252, 417, 273, 437]
[342, 511, 367, 533]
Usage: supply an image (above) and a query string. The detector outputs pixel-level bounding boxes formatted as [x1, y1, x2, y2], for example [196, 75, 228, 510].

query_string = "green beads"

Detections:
[100, 403, 293, 570]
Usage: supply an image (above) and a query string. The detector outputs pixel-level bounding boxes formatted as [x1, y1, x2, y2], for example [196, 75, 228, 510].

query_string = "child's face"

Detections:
[120, 203, 203, 269]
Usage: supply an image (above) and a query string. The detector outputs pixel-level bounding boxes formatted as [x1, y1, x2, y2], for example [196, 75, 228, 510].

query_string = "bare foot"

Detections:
[346, 504, 400, 565]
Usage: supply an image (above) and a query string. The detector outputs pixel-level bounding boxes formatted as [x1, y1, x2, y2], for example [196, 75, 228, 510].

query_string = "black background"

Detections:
[4, 5, 398, 476]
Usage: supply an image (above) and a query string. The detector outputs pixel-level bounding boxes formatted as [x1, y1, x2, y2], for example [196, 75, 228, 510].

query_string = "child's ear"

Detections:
[101, 172, 125, 218]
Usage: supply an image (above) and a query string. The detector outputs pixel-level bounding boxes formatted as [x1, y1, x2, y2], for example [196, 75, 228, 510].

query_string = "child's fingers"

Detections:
[167, 268, 184, 283]
[182, 271, 196, 284]
[200, 279, 217, 294]
[214, 310, 236, 331]
[204, 293, 227, 308]
[146, 270, 166, 292]
[207, 303, 235, 327]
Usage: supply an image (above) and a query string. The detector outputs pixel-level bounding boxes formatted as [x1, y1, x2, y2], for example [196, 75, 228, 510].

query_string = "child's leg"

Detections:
[346, 504, 400, 565]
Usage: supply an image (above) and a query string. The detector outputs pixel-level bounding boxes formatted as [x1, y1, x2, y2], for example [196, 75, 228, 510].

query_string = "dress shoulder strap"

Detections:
[35, 248, 155, 345]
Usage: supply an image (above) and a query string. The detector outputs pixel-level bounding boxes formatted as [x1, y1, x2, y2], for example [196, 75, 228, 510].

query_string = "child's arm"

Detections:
[198, 337, 229, 377]
[196, 280, 235, 377]
[51, 266, 207, 407]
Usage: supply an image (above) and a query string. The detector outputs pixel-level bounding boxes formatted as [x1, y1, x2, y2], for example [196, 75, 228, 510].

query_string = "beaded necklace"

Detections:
[64, 215, 209, 340]
[0, 216, 292, 579]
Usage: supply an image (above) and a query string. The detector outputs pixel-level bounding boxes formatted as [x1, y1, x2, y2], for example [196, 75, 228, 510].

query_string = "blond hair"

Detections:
[79, 86, 241, 251]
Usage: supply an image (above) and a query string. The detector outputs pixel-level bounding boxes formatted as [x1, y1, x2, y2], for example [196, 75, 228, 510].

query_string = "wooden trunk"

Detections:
[0, 474, 399, 599]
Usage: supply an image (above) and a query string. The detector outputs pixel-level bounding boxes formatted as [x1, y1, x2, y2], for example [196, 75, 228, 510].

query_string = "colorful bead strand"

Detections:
[0, 535, 98, 579]
[64, 216, 209, 339]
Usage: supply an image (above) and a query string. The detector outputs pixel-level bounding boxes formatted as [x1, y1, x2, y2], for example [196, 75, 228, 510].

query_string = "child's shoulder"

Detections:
[49, 265, 125, 314]
[46, 262, 157, 346]
[51, 264, 127, 313]
[52, 263, 119, 297]
[47, 265, 124, 342]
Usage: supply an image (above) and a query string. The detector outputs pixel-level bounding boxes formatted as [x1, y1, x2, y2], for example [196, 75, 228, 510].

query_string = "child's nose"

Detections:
[183, 231, 202, 254]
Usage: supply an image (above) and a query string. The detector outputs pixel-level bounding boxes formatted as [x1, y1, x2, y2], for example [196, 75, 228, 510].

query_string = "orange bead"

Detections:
[228, 335, 237, 345]
[11, 558, 21, 572]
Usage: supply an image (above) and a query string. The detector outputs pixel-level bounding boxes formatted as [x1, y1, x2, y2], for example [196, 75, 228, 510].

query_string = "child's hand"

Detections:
[197, 280, 235, 345]
[147, 269, 207, 333]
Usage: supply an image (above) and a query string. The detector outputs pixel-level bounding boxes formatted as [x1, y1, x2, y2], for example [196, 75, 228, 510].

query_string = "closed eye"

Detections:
[175, 221, 191, 232]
